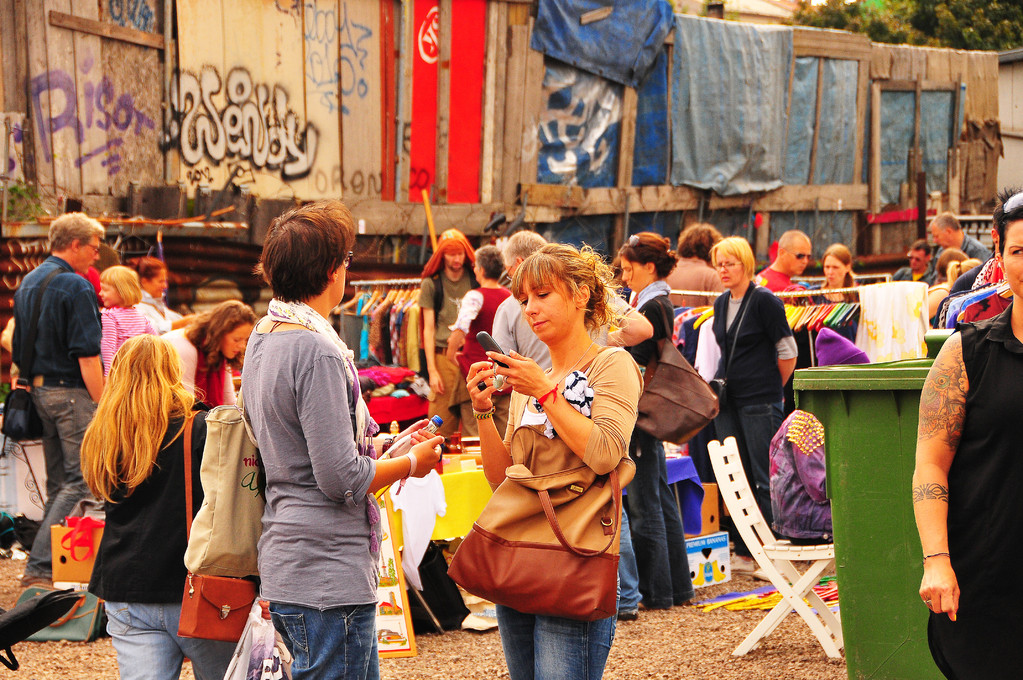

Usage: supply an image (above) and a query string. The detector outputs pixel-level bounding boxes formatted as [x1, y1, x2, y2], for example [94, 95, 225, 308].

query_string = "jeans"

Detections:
[626, 428, 694, 609]
[25, 385, 95, 578]
[496, 605, 615, 680]
[104, 601, 235, 680]
[269, 601, 380, 680]
[617, 511, 641, 612]
[714, 400, 783, 556]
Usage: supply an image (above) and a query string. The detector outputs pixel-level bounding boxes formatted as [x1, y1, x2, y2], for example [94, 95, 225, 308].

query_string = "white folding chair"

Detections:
[708, 437, 844, 659]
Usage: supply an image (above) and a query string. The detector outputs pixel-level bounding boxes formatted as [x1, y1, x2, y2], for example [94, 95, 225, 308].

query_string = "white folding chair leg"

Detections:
[749, 558, 833, 644]
[773, 559, 843, 648]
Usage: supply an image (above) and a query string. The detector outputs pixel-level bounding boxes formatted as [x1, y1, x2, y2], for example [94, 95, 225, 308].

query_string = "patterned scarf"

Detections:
[265, 298, 382, 553]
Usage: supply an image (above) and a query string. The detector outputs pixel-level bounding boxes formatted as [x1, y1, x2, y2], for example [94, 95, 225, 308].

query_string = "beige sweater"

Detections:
[502, 346, 643, 477]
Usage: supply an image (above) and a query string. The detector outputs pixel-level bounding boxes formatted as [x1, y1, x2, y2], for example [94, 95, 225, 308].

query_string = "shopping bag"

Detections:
[223, 601, 292, 680]
[20, 587, 105, 642]
[51, 516, 104, 583]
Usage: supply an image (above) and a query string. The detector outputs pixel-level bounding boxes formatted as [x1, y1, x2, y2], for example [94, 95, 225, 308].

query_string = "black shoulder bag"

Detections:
[3, 268, 64, 441]
[708, 287, 752, 405]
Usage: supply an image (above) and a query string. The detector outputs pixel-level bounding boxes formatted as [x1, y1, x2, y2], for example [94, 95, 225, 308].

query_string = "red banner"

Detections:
[408, 0, 440, 201]
[446, 0, 486, 203]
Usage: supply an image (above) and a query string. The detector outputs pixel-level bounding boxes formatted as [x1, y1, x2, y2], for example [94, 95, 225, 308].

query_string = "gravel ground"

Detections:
[0, 554, 845, 680]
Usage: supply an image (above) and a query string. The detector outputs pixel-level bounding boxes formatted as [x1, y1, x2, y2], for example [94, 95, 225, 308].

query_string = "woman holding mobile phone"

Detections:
[462, 243, 642, 680]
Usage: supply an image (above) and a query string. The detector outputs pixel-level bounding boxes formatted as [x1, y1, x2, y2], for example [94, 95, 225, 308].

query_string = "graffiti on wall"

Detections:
[107, 0, 156, 33]
[30, 56, 157, 177]
[418, 6, 439, 64]
[1, 114, 25, 182]
[303, 2, 373, 116]
[169, 67, 319, 181]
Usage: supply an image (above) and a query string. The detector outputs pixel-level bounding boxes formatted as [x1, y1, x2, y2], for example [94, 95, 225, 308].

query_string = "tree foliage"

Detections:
[793, 0, 1023, 52]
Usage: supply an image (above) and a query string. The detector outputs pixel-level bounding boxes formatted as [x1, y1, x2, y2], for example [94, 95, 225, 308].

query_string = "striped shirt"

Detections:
[101, 306, 157, 375]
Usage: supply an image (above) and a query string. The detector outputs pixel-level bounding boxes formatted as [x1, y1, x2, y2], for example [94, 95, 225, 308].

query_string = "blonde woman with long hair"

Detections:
[82, 335, 234, 680]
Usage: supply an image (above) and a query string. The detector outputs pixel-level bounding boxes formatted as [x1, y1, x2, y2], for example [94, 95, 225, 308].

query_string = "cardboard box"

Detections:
[51, 524, 103, 584]
[686, 530, 730, 589]
[685, 482, 720, 537]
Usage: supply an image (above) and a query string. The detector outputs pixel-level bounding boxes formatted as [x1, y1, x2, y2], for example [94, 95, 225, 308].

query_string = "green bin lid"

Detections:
[793, 358, 933, 391]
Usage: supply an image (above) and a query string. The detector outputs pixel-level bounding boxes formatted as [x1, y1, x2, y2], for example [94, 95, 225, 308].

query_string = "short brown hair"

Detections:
[185, 300, 257, 370]
[128, 256, 168, 283]
[259, 200, 356, 302]
[931, 212, 961, 232]
[618, 232, 677, 278]
[677, 223, 723, 264]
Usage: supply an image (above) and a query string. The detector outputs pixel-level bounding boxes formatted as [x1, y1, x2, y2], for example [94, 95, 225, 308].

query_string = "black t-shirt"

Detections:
[628, 294, 673, 368]
[89, 411, 207, 603]
[712, 284, 792, 406]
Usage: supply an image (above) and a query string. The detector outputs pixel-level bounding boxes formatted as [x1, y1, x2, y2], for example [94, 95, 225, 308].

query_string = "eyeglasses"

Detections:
[715, 261, 742, 271]
[81, 242, 100, 254]
[344, 251, 354, 269]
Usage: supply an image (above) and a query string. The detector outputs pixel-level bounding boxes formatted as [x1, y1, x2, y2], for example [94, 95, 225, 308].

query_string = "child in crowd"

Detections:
[99, 265, 156, 375]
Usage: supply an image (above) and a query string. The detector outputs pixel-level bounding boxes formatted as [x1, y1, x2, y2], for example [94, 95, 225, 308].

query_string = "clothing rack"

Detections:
[777, 286, 861, 299]
[350, 277, 421, 287]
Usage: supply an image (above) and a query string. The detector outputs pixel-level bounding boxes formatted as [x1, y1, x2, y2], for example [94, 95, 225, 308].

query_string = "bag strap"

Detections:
[182, 414, 195, 542]
[48, 595, 85, 627]
[643, 296, 676, 382]
[722, 286, 753, 379]
[19, 268, 64, 383]
[537, 468, 622, 558]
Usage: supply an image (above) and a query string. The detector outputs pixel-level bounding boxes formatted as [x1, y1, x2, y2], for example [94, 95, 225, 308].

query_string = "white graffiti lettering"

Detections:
[170, 67, 318, 180]
[417, 6, 439, 64]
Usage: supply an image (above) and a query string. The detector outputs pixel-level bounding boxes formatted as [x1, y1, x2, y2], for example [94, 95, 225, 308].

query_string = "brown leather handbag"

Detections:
[448, 423, 635, 622]
[635, 297, 719, 444]
[175, 415, 257, 642]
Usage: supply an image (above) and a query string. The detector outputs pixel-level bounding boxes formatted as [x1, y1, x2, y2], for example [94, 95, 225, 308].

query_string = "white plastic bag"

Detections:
[223, 601, 292, 680]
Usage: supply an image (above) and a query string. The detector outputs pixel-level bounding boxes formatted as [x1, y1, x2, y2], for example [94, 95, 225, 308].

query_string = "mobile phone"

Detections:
[476, 331, 510, 368]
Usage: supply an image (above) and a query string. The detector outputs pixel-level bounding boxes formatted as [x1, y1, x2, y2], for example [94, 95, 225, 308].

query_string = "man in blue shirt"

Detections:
[929, 212, 991, 263]
[12, 212, 104, 587]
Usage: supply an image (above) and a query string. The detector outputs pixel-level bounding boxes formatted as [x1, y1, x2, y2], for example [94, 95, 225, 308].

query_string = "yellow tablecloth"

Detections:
[431, 469, 493, 540]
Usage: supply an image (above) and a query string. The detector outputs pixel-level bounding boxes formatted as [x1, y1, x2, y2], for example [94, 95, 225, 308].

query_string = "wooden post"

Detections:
[807, 58, 825, 183]
[396, 0, 415, 200]
[612, 86, 638, 252]
[500, 24, 527, 203]
[434, 0, 452, 202]
[479, 2, 500, 205]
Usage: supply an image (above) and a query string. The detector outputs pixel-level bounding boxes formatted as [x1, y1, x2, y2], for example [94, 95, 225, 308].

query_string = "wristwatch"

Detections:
[382, 435, 395, 454]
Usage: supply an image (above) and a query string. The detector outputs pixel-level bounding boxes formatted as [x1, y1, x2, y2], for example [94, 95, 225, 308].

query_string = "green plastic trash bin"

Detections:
[794, 359, 943, 680]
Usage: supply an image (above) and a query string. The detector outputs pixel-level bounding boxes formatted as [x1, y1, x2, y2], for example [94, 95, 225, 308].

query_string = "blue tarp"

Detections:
[631, 50, 669, 186]
[670, 15, 793, 196]
[536, 62, 623, 187]
[784, 57, 818, 185]
[920, 90, 955, 194]
[813, 59, 858, 185]
[531, 0, 674, 88]
[880, 91, 915, 206]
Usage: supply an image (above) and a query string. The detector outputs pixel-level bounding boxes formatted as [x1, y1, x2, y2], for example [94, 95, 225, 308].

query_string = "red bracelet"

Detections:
[538, 386, 558, 407]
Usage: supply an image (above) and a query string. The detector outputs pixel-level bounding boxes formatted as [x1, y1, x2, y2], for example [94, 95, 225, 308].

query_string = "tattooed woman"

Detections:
[913, 187, 1023, 680]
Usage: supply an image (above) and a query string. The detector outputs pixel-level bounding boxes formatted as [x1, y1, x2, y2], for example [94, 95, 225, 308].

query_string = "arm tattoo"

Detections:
[913, 482, 949, 503]
[918, 335, 967, 450]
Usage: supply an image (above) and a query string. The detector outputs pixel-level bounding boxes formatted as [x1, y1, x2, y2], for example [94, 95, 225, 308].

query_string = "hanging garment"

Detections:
[854, 282, 928, 362]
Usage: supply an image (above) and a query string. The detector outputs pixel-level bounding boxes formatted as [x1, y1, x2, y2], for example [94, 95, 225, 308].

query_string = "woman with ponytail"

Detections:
[618, 232, 695, 610]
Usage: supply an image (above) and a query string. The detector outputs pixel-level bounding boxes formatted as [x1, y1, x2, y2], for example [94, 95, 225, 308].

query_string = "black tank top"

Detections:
[928, 305, 1023, 678]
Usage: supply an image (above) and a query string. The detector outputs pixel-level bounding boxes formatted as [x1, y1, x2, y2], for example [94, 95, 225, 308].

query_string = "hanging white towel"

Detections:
[854, 282, 929, 362]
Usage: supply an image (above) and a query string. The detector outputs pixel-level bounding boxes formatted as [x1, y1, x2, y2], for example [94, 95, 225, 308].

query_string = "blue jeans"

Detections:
[269, 601, 380, 680]
[25, 385, 94, 578]
[714, 400, 783, 555]
[104, 601, 235, 680]
[617, 511, 641, 612]
[626, 428, 694, 609]
[496, 605, 615, 680]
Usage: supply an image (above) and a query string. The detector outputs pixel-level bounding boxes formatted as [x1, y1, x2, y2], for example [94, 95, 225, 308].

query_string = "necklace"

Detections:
[551, 340, 597, 385]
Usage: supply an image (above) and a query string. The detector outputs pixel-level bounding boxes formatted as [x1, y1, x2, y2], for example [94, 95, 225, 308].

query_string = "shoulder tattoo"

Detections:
[918, 334, 967, 449]
[912, 482, 949, 503]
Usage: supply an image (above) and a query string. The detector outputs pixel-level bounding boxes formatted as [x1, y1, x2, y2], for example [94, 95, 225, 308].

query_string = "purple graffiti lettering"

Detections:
[30, 69, 82, 162]
[75, 138, 124, 168]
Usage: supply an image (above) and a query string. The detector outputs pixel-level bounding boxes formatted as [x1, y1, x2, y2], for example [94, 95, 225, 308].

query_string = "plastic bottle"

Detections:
[384, 415, 443, 458]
